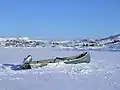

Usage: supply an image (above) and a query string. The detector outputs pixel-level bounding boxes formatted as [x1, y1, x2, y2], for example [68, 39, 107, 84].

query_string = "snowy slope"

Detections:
[0, 48, 120, 90]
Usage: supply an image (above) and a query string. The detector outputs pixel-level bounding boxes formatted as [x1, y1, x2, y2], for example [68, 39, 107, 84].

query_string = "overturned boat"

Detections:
[30, 52, 91, 67]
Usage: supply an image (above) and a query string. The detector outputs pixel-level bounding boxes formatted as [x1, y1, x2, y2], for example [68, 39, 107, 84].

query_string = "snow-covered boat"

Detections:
[1, 52, 91, 71]
[30, 52, 91, 66]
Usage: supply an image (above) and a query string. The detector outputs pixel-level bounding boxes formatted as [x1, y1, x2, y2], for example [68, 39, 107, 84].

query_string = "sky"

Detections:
[0, 0, 120, 39]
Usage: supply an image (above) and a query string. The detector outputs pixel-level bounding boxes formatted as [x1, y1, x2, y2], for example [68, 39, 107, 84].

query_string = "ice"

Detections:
[0, 47, 120, 90]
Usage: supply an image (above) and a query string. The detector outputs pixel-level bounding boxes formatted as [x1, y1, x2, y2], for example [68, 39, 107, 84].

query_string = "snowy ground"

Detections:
[0, 47, 120, 90]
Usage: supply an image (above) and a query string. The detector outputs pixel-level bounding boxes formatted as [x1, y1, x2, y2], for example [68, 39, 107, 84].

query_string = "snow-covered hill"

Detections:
[0, 34, 120, 51]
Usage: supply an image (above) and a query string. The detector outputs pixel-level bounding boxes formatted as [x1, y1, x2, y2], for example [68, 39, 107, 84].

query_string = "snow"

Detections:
[0, 48, 120, 90]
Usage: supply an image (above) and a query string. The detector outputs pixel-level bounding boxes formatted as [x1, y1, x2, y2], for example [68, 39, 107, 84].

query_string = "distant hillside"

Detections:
[96, 34, 120, 41]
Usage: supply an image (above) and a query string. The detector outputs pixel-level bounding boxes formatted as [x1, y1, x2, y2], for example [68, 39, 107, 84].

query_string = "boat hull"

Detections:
[31, 52, 91, 65]
[63, 52, 90, 64]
